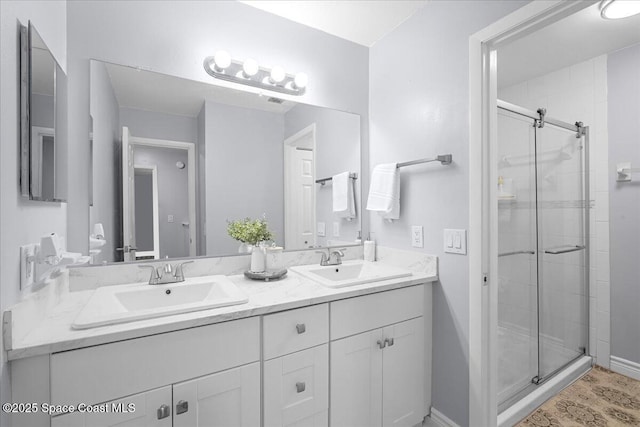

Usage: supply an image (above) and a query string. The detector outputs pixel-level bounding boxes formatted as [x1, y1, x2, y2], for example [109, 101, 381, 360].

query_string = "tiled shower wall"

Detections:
[499, 55, 610, 368]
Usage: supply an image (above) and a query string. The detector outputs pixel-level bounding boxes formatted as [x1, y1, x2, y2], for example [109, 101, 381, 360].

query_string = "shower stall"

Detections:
[496, 100, 590, 411]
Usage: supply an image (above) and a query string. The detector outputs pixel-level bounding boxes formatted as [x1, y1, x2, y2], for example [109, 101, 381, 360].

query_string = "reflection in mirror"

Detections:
[89, 61, 361, 264]
[20, 22, 67, 202]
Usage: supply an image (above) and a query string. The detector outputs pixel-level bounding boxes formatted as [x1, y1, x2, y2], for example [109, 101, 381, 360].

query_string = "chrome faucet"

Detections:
[139, 259, 193, 285]
[315, 248, 346, 266]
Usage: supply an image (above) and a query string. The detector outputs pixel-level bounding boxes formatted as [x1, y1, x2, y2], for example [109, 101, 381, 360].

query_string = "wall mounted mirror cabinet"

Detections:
[20, 21, 67, 202]
[89, 60, 361, 264]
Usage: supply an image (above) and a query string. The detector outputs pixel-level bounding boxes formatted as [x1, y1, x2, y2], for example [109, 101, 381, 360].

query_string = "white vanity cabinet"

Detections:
[262, 304, 330, 427]
[329, 285, 430, 427]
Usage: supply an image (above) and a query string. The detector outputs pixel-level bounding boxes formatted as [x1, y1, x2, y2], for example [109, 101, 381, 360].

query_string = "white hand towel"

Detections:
[366, 163, 400, 220]
[332, 172, 356, 220]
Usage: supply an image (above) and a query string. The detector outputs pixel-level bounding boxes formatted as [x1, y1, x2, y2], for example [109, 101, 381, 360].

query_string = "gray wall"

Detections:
[135, 146, 190, 259]
[66, 0, 369, 256]
[197, 103, 207, 255]
[608, 43, 640, 365]
[285, 104, 361, 245]
[205, 101, 285, 255]
[369, 2, 528, 425]
[89, 60, 121, 262]
[0, 1, 67, 419]
[134, 172, 154, 251]
[31, 93, 54, 128]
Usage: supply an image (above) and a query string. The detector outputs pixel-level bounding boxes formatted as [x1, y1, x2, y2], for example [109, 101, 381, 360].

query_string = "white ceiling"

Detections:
[239, 0, 428, 47]
[498, 2, 640, 88]
[105, 62, 296, 117]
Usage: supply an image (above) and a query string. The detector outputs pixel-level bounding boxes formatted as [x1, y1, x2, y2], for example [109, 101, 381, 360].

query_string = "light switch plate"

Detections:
[317, 222, 326, 237]
[168, 215, 174, 223]
[411, 225, 423, 248]
[20, 244, 37, 289]
[444, 229, 467, 255]
[333, 222, 340, 237]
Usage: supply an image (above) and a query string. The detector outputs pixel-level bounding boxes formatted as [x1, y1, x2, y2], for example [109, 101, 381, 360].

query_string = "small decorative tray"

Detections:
[244, 269, 288, 282]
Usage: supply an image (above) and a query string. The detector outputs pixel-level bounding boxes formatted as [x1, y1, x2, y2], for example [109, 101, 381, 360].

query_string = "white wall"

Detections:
[66, 0, 369, 256]
[284, 104, 361, 246]
[499, 55, 610, 368]
[0, 1, 67, 420]
[608, 42, 640, 366]
[369, 2, 528, 425]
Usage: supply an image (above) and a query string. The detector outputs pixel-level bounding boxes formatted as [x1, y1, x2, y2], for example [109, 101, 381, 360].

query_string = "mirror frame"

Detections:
[20, 21, 66, 202]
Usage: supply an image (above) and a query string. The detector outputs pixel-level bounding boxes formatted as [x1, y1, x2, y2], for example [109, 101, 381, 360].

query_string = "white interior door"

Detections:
[121, 126, 137, 261]
[284, 124, 316, 250]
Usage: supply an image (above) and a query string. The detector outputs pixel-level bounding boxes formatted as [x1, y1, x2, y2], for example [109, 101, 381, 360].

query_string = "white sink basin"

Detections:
[73, 276, 248, 329]
[290, 260, 412, 288]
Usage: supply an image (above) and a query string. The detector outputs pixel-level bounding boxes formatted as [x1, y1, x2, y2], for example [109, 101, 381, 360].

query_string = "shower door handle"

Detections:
[544, 245, 585, 255]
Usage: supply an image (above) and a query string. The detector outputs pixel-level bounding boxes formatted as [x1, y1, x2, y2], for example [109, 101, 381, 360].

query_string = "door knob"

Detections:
[176, 400, 189, 415]
[157, 404, 170, 420]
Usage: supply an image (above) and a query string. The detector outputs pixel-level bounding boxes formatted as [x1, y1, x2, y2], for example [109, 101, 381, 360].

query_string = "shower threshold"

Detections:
[498, 356, 592, 427]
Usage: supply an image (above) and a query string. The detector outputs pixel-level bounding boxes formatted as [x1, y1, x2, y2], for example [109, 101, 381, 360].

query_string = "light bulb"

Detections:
[213, 50, 231, 72]
[293, 72, 308, 89]
[242, 58, 259, 77]
[270, 66, 285, 84]
[600, 0, 640, 19]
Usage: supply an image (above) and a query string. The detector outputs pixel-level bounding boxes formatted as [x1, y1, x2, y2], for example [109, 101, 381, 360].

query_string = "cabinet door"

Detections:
[51, 386, 172, 427]
[382, 317, 425, 427]
[264, 344, 328, 427]
[172, 362, 260, 427]
[330, 329, 383, 427]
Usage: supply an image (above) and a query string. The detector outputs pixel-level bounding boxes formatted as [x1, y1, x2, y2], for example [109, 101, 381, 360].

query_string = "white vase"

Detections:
[238, 243, 253, 254]
[250, 246, 265, 273]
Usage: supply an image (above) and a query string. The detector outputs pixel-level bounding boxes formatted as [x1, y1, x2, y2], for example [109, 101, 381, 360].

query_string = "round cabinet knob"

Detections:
[176, 400, 189, 415]
[296, 382, 306, 393]
[377, 339, 386, 349]
[157, 404, 170, 420]
[296, 323, 306, 334]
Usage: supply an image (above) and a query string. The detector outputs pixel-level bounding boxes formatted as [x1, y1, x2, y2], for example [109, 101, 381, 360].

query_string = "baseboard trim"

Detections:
[430, 407, 461, 427]
[610, 356, 640, 380]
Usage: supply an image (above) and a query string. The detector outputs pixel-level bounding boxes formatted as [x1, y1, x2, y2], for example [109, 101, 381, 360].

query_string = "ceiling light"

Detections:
[600, 0, 640, 19]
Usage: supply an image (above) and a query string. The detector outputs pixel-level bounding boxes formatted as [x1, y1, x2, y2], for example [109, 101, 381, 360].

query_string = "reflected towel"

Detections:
[366, 163, 400, 220]
[332, 172, 356, 220]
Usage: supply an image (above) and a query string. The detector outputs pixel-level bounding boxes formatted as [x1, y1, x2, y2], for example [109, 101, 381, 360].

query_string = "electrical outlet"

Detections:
[20, 244, 37, 289]
[444, 229, 467, 254]
[317, 222, 326, 237]
[168, 215, 174, 223]
[333, 222, 340, 237]
[411, 225, 423, 248]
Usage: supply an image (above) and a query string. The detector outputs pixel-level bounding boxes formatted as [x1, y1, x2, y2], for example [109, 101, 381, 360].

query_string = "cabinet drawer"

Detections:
[330, 285, 423, 340]
[51, 317, 259, 407]
[264, 344, 328, 427]
[263, 304, 328, 360]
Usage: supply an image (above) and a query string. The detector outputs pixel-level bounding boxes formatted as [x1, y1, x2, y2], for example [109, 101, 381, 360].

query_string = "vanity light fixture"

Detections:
[600, 0, 640, 19]
[204, 50, 307, 96]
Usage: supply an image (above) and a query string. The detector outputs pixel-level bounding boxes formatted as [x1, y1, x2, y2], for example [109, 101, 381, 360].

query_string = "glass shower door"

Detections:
[535, 123, 588, 381]
[497, 110, 539, 404]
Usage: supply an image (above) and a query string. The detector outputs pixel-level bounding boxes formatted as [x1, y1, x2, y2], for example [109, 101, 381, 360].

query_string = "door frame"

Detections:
[467, 1, 596, 424]
[133, 164, 160, 260]
[125, 129, 197, 257]
[284, 123, 316, 249]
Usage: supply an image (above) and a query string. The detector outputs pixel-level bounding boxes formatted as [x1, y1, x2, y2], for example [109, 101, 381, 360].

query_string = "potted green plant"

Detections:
[227, 217, 274, 272]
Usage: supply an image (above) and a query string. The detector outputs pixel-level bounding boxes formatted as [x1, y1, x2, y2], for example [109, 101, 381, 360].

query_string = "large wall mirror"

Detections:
[89, 60, 361, 264]
[20, 22, 67, 202]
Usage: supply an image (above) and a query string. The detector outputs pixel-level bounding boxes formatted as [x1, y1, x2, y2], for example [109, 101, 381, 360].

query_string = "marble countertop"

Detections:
[6, 263, 436, 361]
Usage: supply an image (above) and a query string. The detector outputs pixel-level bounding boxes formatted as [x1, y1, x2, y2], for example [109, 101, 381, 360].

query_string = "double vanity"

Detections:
[5, 246, 436, 427]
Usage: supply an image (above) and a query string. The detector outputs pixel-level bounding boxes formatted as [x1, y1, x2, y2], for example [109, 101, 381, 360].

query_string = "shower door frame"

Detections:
[468, 1, 598, 425]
